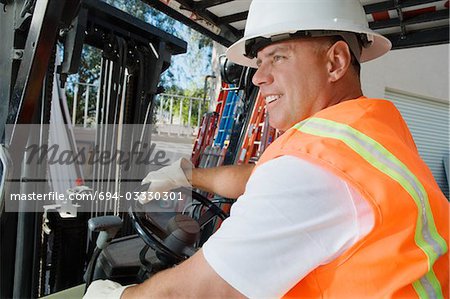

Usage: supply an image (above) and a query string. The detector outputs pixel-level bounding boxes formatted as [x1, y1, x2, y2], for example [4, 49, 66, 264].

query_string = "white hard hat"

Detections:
[227, 0, 392, 68]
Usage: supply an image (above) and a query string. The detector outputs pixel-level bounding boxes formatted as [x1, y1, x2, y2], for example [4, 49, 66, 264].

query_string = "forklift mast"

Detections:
[0, 0, 187, 297]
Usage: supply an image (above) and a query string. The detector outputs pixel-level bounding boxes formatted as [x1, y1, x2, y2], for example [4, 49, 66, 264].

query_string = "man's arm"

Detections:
[143, 159, 254, 200]
[187, 163, 255, 199]
[121, 249, 245, 299]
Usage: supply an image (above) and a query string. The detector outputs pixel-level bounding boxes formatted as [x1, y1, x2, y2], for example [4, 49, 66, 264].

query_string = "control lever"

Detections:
[88, 215, 123, 249]
[84, 216, 122, 293]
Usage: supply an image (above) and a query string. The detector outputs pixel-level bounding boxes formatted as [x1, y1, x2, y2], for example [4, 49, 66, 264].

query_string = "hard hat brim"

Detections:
[226, 28, 392, 68]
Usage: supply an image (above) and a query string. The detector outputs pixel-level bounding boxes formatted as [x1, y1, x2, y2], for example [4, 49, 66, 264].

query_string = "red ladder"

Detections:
[191, 83, 229, 167]
[236, 92, 279, 164]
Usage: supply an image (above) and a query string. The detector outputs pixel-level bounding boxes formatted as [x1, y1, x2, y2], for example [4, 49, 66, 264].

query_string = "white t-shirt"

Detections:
[202, 156, 374, 298]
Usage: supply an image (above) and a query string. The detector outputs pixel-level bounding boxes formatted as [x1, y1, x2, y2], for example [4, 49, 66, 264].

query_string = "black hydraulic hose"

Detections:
[139, 244, 153, 274]
[84, 247, 102, 294]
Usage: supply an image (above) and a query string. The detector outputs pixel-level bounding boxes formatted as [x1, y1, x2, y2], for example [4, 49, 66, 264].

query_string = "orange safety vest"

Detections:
[256, 97, 449, 298]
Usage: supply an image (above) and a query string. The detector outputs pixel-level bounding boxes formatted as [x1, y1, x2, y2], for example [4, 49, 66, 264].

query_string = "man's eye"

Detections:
[273, 55, 284, 63]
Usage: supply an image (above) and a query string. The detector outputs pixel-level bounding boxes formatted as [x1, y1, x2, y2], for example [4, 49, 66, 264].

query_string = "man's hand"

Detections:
[140, 158, 192, 204]
[141, 158, 255, 202]
[83, 280, 131, 299]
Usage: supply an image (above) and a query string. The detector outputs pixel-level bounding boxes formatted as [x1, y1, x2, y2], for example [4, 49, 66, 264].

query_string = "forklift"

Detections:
[0, 0, 448, 298]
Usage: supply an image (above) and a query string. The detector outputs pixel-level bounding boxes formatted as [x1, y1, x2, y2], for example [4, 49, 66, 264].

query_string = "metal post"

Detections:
[6, 0, 73, 145]
[72, 84, 78, 125]
[84, 85, 89, 128]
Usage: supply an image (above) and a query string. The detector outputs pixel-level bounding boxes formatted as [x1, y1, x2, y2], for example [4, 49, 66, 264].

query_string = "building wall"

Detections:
[361, 44, 449, 102]
[361, 43, 449, 198]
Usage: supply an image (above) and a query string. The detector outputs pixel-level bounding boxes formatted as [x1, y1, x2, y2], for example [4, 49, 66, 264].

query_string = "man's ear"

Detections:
[326, 40, 352, 82]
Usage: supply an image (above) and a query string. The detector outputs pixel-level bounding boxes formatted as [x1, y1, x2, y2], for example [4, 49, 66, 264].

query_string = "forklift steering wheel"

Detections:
[129, 184, 229, 264]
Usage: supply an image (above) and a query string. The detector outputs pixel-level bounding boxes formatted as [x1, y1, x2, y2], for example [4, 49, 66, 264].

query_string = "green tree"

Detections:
[159, 86, 209, 126]
[107, 0, 213, 90]
[66, 45, 101, 125]
[104, 0, 148, 20]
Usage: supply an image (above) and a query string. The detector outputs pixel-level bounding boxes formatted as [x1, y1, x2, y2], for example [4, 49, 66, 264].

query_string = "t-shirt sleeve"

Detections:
[202, 156, 368, 298]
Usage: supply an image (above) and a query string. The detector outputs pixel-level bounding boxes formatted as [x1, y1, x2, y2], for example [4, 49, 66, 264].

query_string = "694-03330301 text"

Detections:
[72, 191, 184, 201]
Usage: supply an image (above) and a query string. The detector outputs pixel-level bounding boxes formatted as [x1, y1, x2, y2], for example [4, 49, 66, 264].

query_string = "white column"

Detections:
[84, 86, 90, 128]
[72, 84, 78, 125]
[159, 97, 164, 123]
[169, 97, 173, 124]
[188, 98, 192, 127]
[198, 101, 202, 128]
[179, 98, 183, 126]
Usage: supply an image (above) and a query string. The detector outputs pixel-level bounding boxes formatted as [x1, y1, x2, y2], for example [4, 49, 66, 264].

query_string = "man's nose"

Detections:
[252, 64, 274, 86]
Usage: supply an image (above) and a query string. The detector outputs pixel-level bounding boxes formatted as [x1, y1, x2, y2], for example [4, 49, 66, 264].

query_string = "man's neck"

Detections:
[325, 78, 363, 107]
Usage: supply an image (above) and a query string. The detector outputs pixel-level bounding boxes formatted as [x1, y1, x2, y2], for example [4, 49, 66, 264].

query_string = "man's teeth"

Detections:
[265, 95, 281, 103]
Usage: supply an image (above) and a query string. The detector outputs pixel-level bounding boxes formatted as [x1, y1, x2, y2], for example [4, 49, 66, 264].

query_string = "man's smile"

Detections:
[264, 94, 282, 105]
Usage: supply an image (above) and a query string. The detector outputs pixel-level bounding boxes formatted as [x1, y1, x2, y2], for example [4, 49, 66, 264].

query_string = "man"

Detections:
[86, 0, 449, 298]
